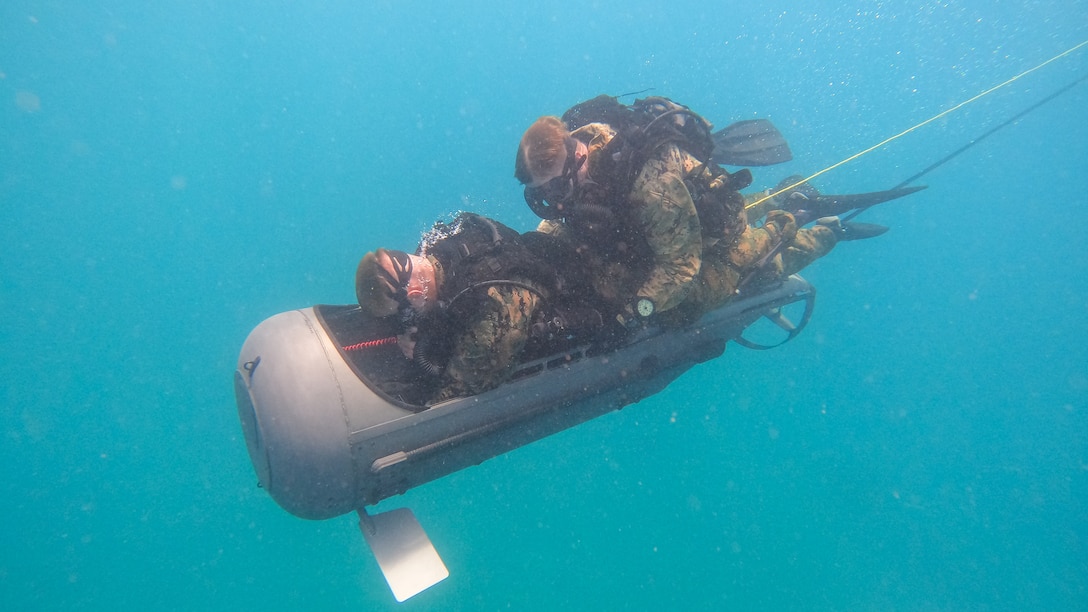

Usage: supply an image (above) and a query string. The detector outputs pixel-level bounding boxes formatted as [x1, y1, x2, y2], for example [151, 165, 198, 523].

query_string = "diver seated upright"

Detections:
[514, 95, 913, 334]
[354, 212, 605, 406]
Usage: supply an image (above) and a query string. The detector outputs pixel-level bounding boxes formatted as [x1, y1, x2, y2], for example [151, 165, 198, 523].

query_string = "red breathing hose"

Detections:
[342, 337, 397, 351]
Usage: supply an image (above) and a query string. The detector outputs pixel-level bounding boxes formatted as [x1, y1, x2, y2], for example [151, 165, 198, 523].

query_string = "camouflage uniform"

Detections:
[538, 123, 703, 314]
[540, 122, 837, 321]
[435, 284, 542, 402]
[662, 197, 839, 325]
[407, 213, 565, 404]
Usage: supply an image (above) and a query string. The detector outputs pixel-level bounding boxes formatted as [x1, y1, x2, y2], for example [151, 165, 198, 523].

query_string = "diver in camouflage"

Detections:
[356, 213, 583, 403]
[525, 118, 702, 315]
[515, 98, 857, 328]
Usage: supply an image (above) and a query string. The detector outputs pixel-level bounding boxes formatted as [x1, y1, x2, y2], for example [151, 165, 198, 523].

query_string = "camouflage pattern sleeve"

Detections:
[536, 218, 566, 236]
[435, 284, 542, 402]
[627, 143, 703, 312]
[677, 212, 837, 322]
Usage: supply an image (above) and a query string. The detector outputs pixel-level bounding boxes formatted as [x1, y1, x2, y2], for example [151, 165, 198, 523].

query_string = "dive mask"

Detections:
[375, 249, 414, 312]
[524, 137, 584, 220]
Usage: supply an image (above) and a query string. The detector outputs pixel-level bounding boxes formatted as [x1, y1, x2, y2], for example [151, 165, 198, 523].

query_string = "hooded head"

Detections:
[515, 115, 570, 186]
[355, 248, 414, 317]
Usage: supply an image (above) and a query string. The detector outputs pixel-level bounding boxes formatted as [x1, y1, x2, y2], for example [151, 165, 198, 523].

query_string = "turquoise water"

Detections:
[2, 2, 1086, 609]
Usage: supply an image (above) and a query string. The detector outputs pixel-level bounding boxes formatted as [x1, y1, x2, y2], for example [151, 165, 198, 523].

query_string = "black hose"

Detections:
[842, 72, 1088, 222]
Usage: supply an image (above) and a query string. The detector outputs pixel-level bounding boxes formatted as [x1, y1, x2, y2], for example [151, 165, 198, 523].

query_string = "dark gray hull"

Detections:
[234, 275, 814, 521]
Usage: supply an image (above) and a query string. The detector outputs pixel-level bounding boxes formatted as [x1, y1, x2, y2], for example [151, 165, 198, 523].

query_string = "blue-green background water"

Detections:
[3, 1, 1086, 609]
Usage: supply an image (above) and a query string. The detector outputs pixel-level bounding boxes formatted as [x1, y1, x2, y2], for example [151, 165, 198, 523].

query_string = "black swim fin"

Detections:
[816, 218, 890, 242]
[811, 185, 927, 217]
[781, 183, 927, 225]
[711, 119, 793, 167]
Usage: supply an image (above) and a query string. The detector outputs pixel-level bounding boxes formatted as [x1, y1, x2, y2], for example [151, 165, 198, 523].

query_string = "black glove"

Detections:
[771, 175, 822, 224]
[595, 303, 644, 350]
[774, 175, 821, 206]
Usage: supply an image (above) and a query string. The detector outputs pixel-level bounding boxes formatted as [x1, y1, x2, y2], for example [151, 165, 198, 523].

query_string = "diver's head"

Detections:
[356, 249, 436, 318]
[516, 116, 586, 219]
[516, 116, 569, 185]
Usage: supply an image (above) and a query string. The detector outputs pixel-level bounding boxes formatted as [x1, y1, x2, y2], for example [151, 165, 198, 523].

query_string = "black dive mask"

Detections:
[524, 138, 584, 220]
[377, 250, 431, 334]
[376, 249, 414, 313]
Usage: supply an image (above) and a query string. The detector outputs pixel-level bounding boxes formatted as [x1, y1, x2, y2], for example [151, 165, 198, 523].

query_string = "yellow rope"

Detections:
[746, 38, 1088, 211]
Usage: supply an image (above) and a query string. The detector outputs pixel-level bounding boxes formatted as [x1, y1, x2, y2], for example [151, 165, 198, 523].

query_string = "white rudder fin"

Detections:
[358, 507, 449, 602]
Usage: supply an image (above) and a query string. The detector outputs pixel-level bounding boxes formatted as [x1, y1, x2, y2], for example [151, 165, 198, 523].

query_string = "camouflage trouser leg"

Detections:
[777, 225, 837, 277]
[668, 248, 742, 323]
[434, 285, 542, 402]
[685, 214, 795, 313]
[659, 222, 777, 325]
[662, 214, 837, 325]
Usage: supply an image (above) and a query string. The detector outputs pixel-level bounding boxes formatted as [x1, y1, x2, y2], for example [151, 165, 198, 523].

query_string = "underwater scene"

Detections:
[2, 1, 1086, 609]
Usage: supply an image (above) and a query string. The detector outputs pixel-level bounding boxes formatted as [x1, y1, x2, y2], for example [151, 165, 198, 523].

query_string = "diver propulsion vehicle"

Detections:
[234, 275, 815, 601]
[233, 63, 1086, 598]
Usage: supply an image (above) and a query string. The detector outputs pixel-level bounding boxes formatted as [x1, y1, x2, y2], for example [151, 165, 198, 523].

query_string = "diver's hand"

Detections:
[764, 209, 798, 243]
[595, 308, 636, 349]
[614, 304, 640, 330]
[773, 175, 821, 212]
